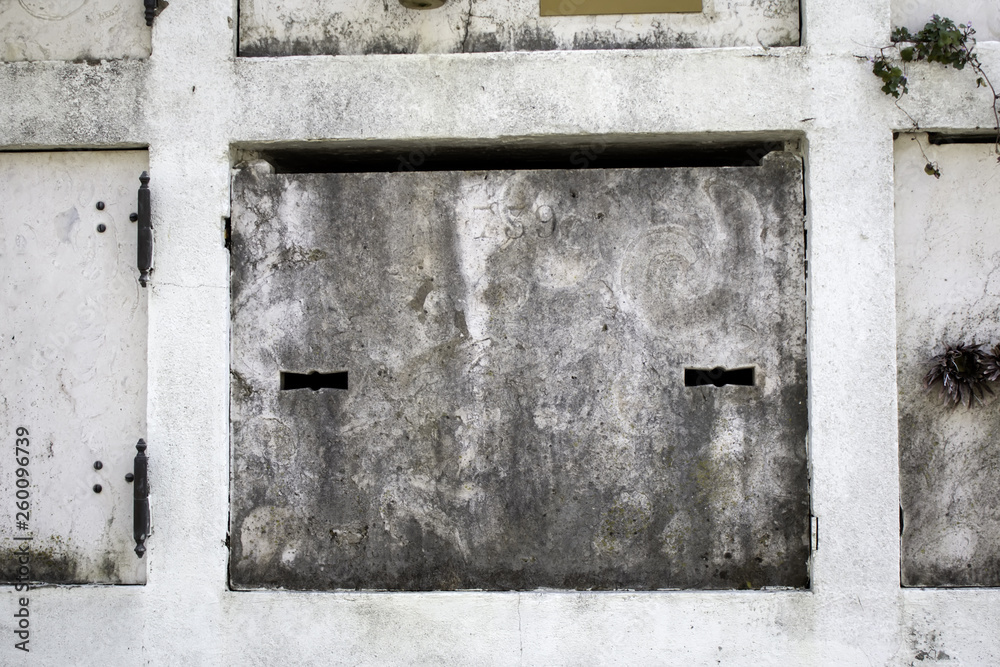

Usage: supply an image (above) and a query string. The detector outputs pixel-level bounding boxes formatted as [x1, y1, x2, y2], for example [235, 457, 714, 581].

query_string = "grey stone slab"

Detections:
[238, 0, 799, 57]
[229, 152, 809, 591]
[896, 139, 1000, 587]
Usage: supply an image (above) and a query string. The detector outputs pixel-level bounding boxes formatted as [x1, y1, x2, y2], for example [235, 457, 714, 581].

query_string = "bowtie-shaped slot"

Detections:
[684, 366, 755, 388]
[281, 371, 349, 391]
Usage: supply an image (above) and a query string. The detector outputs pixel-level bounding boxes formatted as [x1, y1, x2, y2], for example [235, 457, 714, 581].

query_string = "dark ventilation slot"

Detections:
[684, 366, 755, 388]
[927, 133, 1000, 145]
[249, 139, 787, 174]
[281, 371, 349, 391]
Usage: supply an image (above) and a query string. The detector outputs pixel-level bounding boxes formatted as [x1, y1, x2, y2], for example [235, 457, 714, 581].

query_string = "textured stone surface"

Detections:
[0, 0, 150, 62]
[229, 151, 808, 591]
[0, 150, 148, 584]
[238, 0, 799, 56]
[896, 138, 1000, 587]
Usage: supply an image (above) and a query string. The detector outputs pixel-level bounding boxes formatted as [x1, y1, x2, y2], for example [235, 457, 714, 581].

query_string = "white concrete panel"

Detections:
[892, 0, 1000, 42]
[0, 150, 148, 584]
[895, 136, 1000, 587]
[0, 0, 151, 62]
[238, 0, 799, 56]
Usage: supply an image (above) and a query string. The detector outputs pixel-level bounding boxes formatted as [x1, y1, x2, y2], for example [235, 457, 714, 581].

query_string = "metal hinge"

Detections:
[137, 171, 153, 287]
[132, 440, 150, 557]
[810, 515, 819, 552]
[144, 0, 159, 26]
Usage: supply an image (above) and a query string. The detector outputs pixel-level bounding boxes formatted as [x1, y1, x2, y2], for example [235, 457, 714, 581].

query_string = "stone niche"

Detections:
[237, 0, 800, 57]
[229, 150, 809, 591]
[896, 136, 1000, 587]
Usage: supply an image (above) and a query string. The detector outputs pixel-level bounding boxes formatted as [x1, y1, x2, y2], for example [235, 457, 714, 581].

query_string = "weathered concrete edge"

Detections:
[3, 48, 996, 150]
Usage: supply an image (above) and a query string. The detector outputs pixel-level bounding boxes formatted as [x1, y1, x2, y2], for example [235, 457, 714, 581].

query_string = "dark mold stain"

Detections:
[237, 5, 799, 57]
[899, 356, 1000, 587]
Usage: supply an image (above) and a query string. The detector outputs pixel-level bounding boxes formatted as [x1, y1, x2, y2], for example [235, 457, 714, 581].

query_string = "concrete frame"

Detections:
[1, 0, 998, 664]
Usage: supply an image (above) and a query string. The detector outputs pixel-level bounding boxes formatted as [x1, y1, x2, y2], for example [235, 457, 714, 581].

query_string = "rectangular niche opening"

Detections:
[228, 144, 810, 592]
[895, 134, 1000, 587]
[237, 0, 800, 57]
[242, 137, 792, 174]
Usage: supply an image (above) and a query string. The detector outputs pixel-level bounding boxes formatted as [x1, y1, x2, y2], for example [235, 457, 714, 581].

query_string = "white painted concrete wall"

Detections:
[0, 151, 148, 585]
[1, 0, 999, 665]
[895, 138, 1000, 589]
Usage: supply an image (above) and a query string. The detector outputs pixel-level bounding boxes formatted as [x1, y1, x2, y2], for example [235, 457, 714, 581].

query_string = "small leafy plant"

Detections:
[871, 15, 1000, 171]
[923, 342, 994, 408]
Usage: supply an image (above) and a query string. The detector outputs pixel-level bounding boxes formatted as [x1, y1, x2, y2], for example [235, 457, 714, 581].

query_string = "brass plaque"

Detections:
[540, 0, 702, 16]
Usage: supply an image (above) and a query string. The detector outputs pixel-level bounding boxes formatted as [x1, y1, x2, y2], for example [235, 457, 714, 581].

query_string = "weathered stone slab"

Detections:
[229, 152, 809, 591]
[896, 138, 1000, 587]
[0, 0, 150, 62]
[238, 0, 799, 57]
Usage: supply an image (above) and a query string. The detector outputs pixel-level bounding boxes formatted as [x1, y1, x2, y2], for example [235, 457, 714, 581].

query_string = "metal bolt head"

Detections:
[96, 201, 105, 210]
[97, 223, 107, 233]
[93, 461, 103, 470]
[125, 473, 134, 483]
[93, 484, 103, 493]
[130, 212, 139, 222]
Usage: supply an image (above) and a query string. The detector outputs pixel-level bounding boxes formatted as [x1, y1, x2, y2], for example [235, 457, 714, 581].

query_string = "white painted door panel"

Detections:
[0, 151, 148, 584]
[896, 137, 1000, 586]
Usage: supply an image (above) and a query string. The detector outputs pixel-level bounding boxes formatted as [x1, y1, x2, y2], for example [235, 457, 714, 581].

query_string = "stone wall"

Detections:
[1, 0, 999, 664]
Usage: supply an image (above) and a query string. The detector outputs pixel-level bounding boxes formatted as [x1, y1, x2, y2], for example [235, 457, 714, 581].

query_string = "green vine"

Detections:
[871, 15, 1000, 171]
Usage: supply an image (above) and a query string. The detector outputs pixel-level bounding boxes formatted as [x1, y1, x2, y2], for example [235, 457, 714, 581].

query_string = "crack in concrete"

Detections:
[459, 0, 473, 53]
[517, 592, 523, 665]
